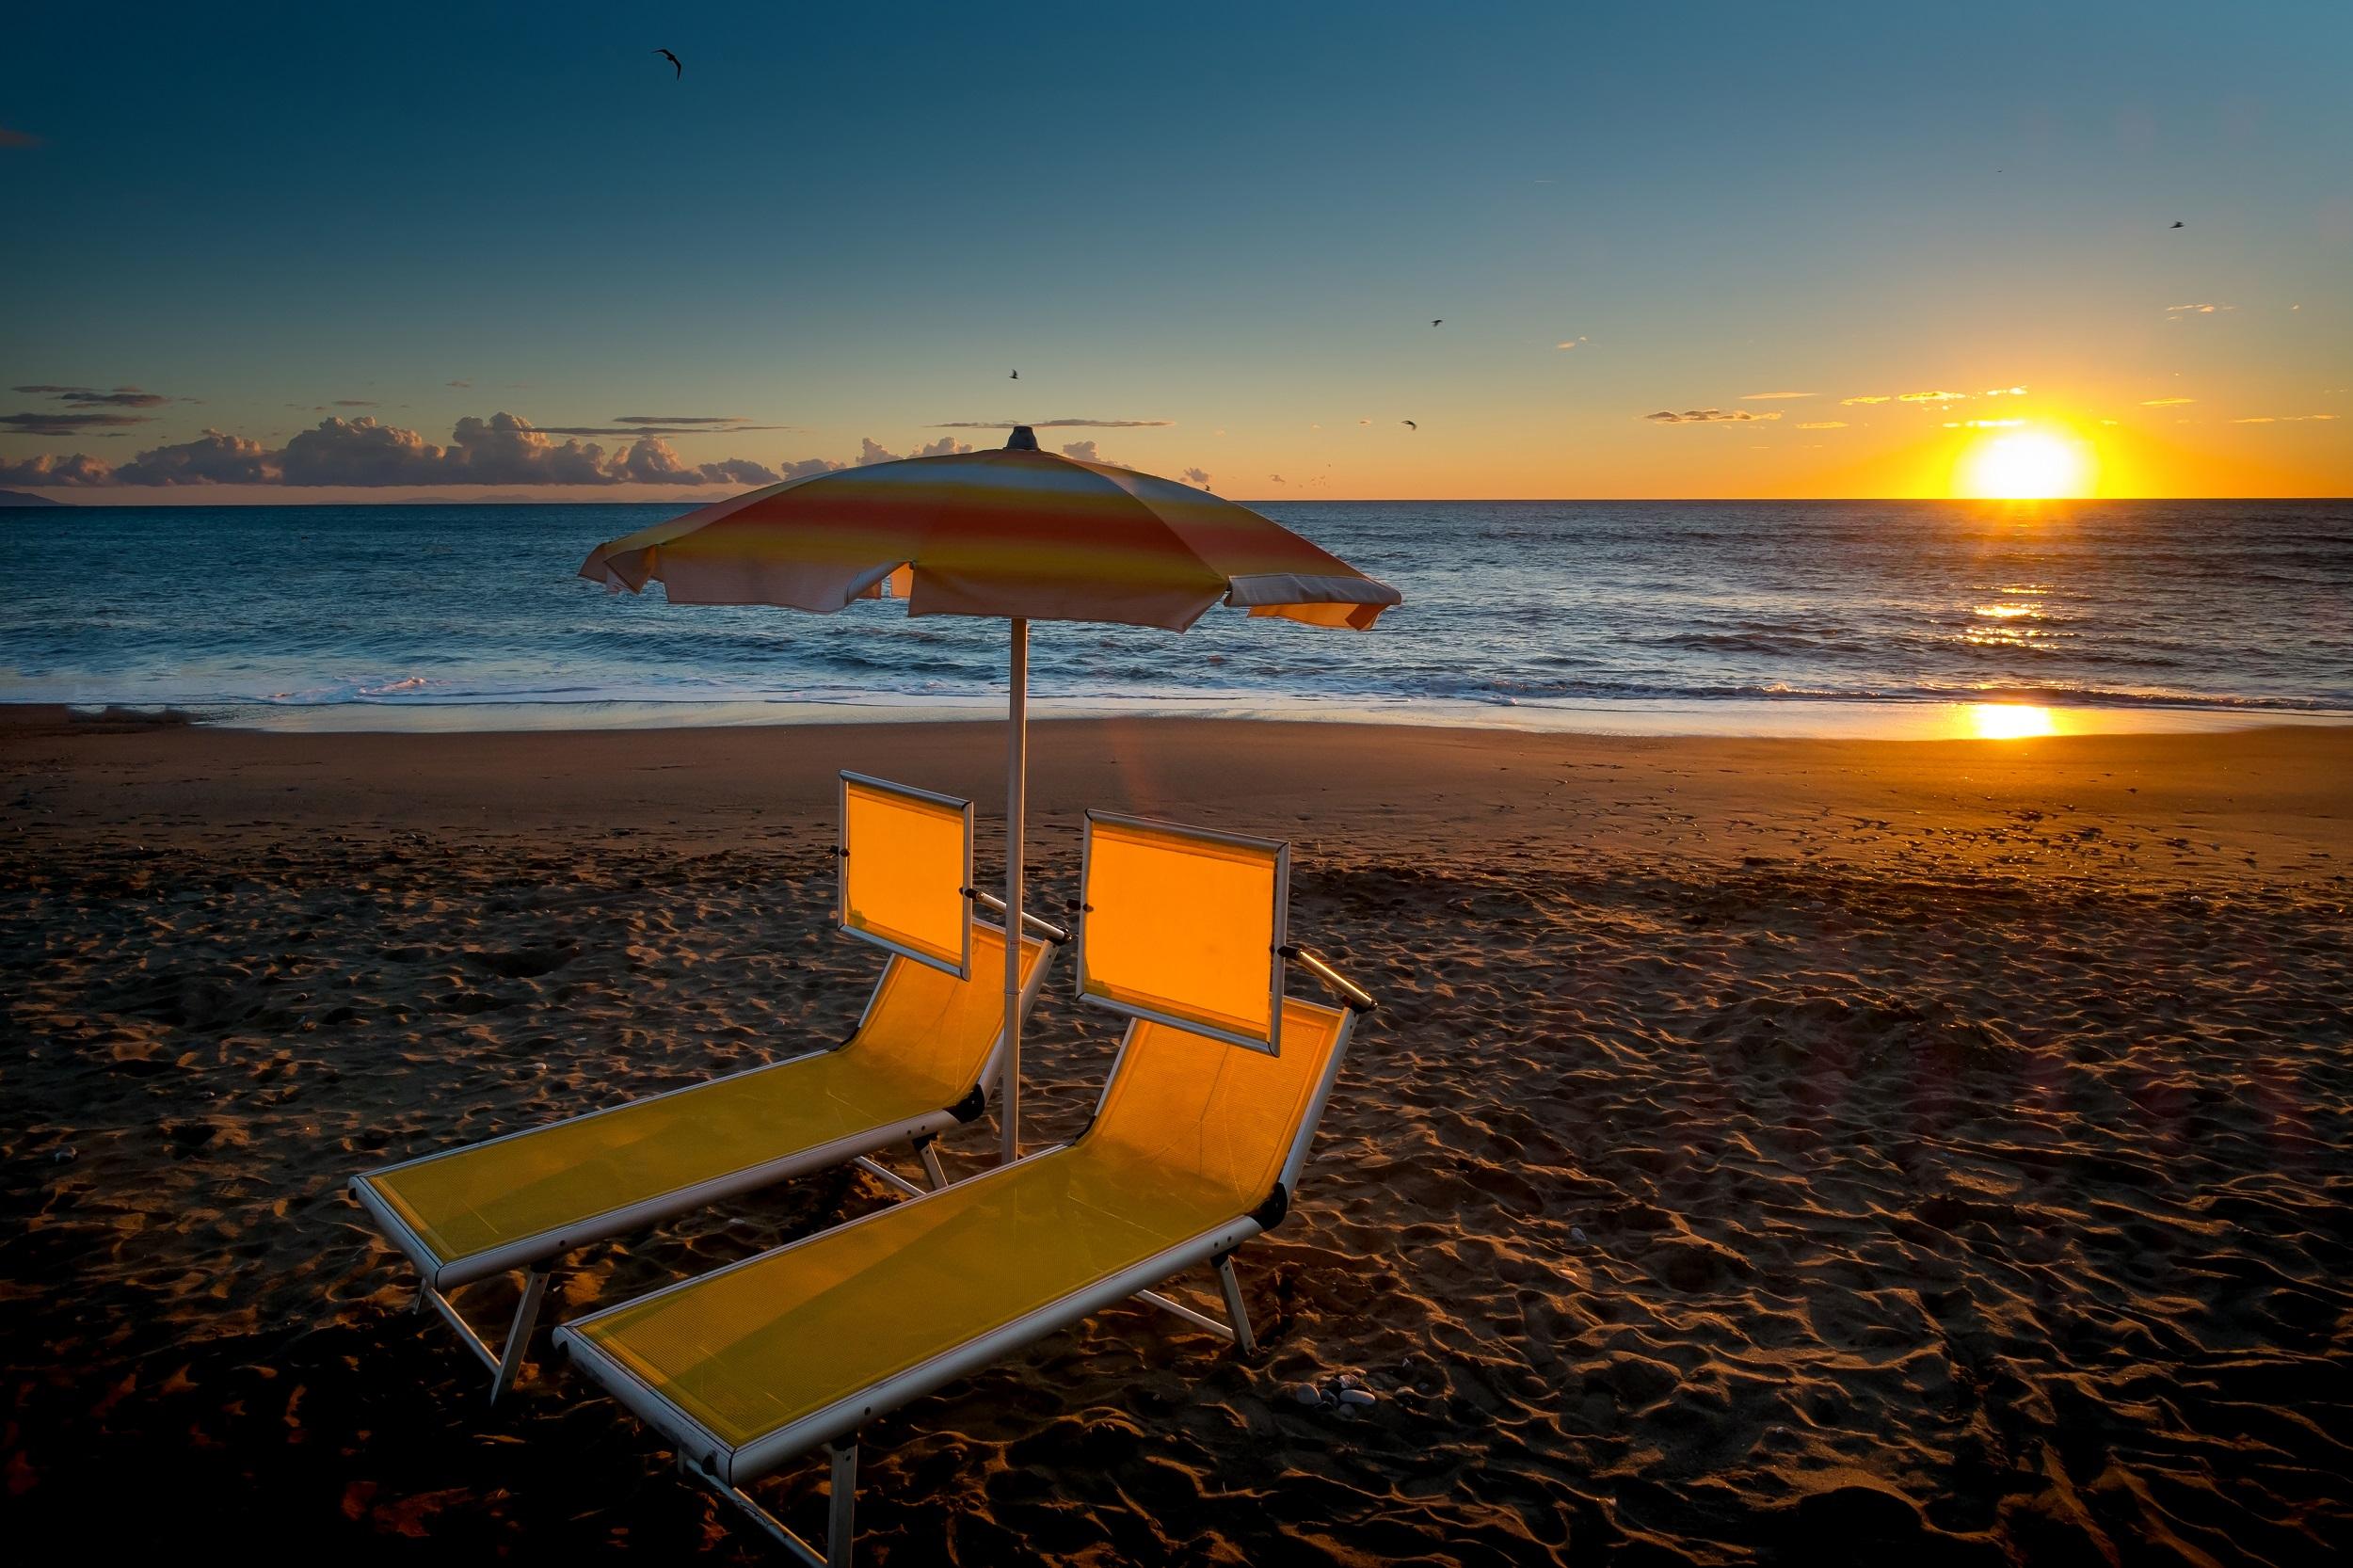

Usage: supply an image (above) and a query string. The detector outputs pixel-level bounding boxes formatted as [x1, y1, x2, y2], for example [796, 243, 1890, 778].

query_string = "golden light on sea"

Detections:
[1966, 702, 2057, 740]
[1956, 427, 2094, 500]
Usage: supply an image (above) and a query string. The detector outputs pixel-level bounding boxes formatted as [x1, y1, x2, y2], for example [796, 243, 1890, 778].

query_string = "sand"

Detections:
[3, 707, 2349, 1564]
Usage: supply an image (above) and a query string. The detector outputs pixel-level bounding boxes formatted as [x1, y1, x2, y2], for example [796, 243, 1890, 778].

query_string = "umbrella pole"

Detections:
[1000, 617, 1029, 1165]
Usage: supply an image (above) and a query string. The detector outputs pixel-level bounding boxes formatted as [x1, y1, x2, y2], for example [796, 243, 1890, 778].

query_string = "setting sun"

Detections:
[1957, 428, 2094, 500]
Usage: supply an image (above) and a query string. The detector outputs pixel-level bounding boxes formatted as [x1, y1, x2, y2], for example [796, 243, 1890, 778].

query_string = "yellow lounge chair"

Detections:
[349, 775, 1061, 1401]
[554, 812, 1374, 1564]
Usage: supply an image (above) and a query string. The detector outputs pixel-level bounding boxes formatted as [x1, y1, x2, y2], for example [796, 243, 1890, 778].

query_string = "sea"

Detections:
[4, 499, 2348, 736]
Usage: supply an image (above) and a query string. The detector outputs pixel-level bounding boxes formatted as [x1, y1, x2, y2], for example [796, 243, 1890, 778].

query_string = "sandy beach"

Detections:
[4, 708, 2348, 1563]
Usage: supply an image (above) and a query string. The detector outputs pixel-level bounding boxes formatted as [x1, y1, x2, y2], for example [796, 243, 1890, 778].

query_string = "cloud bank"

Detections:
[1642, 408, 1784, 424]
[926, 418, 1173, 429]
[2, 410, 152, 437]
[0, 411, 799, 489]
[14, 384, 172, 408]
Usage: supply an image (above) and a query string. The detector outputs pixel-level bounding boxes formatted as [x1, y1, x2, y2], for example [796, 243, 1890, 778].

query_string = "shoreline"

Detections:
[11, 695, 2352, 742]
[8, 706, 2347, 872]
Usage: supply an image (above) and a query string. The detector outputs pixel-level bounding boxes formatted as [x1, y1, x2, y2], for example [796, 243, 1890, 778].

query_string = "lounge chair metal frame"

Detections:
[555, 947, 1373, 1566]
[352, 899, 1062, 1404]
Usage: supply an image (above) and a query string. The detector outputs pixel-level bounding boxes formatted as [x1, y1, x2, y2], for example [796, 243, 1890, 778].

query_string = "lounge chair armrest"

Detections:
[1281, 945, 1377, 1013]
[967, 888, 1071, 945]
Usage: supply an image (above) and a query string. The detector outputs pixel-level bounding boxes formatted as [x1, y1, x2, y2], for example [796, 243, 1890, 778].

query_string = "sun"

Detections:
[1956, 427, 2093, 500]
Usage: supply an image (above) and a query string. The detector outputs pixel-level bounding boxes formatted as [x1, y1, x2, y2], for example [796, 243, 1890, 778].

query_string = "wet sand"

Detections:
[4, 708, 2349, 1563]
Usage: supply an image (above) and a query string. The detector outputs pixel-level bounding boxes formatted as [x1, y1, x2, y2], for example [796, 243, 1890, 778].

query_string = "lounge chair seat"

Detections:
[559, 997, 1355, 1487]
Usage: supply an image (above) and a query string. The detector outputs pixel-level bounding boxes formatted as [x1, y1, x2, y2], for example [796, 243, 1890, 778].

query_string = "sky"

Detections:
[2, 2, 2347, 502]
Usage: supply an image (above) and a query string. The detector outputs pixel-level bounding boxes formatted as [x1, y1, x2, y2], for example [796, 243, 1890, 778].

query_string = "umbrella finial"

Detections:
[1005, 425, 1040, 451]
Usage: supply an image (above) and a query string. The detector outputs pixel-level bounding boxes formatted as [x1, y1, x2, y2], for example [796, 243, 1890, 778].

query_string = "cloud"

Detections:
[534, 423, 789, 438]
[616, 415, 746, 425]
[0, 452, 113, 487]
[2164, 303, 2233, 316]
[1739, 391, 1815, 400]
[1060, 440, 1120, 464]
[1984, 386, 2027, 396]
[446, 414, 762, 485]
[1556, 337, 1588, 350]
[926, 418, 1172, 429]
[2233, 413, 2339, 424]
[1642, 408, 1783, 424]
[114, 430, 279, 485]
[330, 398, 377, 408]
[1, 409, 153, 436]
[1943, 418, 2025, 429]
[1841, 395, 1890, 405]
[602, 436, 778, 487]
[1181, 467, 1210, 488]
[0, 126, 40, 149]
[2139, 397, 2196, 407]
[445, 379, 472, 389]
[1897, 390, 1970, 404]
[1796, 421, 1849, 429]
[14, 384, 172, 408]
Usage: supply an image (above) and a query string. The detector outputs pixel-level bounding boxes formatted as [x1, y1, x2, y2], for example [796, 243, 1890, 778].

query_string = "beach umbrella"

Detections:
[579, 425, 1400, 1163]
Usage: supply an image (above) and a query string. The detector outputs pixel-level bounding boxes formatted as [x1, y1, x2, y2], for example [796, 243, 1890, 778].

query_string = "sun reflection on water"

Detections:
[1966, 702, 2057, 740]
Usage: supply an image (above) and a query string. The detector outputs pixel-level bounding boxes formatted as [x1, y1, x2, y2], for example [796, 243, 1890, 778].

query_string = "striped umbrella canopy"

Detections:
[579, 426, 1400, 1160]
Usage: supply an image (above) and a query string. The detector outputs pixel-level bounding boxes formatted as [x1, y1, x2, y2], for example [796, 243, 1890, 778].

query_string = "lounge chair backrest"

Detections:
[1083, 998, 1349, 1211]
[1078, 812, 1289, 1055]
[848, 921, 1045, 1105]
[839, 772, 974, 979]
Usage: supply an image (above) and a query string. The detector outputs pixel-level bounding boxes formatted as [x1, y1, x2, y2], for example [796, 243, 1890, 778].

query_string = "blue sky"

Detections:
[2, 1, 2346, 498]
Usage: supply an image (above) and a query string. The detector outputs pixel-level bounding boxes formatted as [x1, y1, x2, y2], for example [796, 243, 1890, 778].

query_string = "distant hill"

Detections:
[0, 488, 66, 507]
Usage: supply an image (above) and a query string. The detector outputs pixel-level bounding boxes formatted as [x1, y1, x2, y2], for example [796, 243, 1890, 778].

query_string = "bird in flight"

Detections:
[1010, 369, 1018, 379]
[2170, 220, 2185, 229]
[1431, 319, 1443, 327]
[655, 49, 682, 78]
[1401, 420, 1418, 430]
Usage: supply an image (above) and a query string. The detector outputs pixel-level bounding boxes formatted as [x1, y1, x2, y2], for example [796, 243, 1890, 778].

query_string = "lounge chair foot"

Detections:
[915, 1138, 948, 1191]
[490, 1269, 552, 1403]
[827, 1441, 859, 1566]
[1214, 1254, 1257, 1356]
[1132, 1254, 1259, 1353]
[684, 1442, 859, 1568]
[411, 1267, 555, 1403]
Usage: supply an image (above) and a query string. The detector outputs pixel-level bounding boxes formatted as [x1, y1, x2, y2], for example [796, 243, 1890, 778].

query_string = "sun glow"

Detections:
[1956, 427, 2093, 500]
[1967, 702, 2057, 740]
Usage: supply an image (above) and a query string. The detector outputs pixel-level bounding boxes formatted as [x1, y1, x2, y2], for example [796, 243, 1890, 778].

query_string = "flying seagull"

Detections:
[1431, 319, 1443, 327]
[1401, 420, 1418, 430]
[655, 49, 681, 78]
[1010, 369, 1018, 379]
[2169, 220, 2184, 228]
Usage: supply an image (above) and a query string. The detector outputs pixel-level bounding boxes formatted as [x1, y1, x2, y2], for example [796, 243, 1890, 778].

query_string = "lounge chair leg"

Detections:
[915, 1139, 948, 1191]
[827, 1440, 858, 1566]
[491, 1268, 551, 1404]
[1213, 1253, 1257, 1356]
[682, 1448, 855, 1568]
